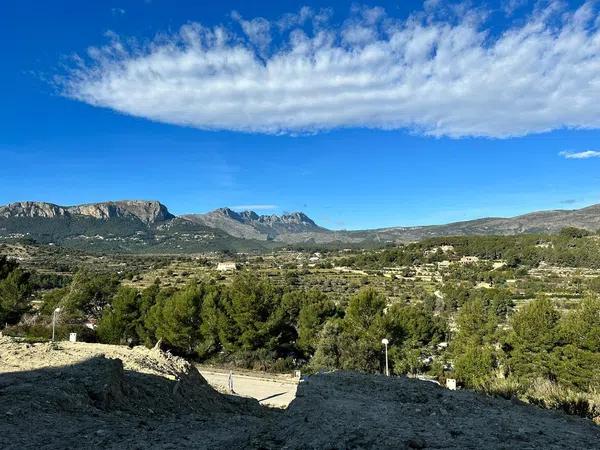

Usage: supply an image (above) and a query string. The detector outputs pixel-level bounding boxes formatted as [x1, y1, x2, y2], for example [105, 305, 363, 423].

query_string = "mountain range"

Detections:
[1, 200, 599, 253]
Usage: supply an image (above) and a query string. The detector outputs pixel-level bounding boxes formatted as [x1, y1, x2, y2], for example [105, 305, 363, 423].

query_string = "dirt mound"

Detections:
[0, 356, 129, 414]
[0, 338, 270, 449]
[0, 336, 205, 379]
[267, 371, 600, 449]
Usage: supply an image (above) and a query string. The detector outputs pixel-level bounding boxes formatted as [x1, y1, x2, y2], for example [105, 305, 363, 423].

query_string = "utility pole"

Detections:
[52, 307, 61, 342]
[382, 338, 389, 376]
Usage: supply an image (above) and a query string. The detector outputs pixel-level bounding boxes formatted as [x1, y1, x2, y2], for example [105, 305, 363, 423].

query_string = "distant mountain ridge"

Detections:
[0, 200, 174, 225]
[1, 200, 600, 252]
[368, 204, 600, 241]
[183, 207, 324, 241]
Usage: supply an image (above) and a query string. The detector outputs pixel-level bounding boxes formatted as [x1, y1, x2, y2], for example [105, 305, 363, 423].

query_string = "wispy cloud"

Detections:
[559, 150, 600, 159]
[230, 204, 277, 211]
[502, 0, 527, 16]
[62, 2, 600, 138]
[231, 11, 271, 54]
[110, 7, 125, 15]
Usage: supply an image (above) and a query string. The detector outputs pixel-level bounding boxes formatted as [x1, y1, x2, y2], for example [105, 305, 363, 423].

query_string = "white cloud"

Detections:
[111, 7, 125, 15]
[231, 11, 271, 53]
[559, 150, 600, 159]
[62, 3, 600, 138]
[230, 204, 278, 211]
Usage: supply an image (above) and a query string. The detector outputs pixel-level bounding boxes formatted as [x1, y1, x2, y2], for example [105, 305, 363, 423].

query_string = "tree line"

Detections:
[90, 274, 446, 373]
[343, 228, 600, 269]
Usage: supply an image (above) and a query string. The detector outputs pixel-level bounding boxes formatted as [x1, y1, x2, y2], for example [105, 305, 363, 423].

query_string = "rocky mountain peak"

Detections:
[0, 200, 174, 225]
[239, 210, 259, 221]
[208, 208, 318, 227]
[282, 212, 316, 225]
[68, 200, 174, 224]
[181, 207, 324, 241]
[0, 202, 68, 219]
[253, 211, 317, 227]
[214, 207, 242, 220]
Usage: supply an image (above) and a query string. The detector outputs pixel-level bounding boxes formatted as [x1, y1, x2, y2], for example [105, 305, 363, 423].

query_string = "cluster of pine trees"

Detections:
[95, 275, 338, 369]
[91, 275, 446, 373]
[446, 293, 600, 421]
[0, 256, 31, 326]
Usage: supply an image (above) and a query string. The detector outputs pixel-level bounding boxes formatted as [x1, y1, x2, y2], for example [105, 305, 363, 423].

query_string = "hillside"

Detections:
[0, 201, 274, 253]
[184, 204, 600, 245]
[1, 338, 598, 449]
[372, 204, 600, 242]
[183, 208, 326, 241]
[1, 200, 600, 252]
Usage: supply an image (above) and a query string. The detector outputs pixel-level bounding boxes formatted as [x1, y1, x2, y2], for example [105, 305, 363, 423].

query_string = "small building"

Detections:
[217, 261, 238, 272]
[460, 256, 480, 264]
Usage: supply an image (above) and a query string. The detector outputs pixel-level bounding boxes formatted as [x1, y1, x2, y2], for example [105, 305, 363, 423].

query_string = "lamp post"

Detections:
[382, 338, 389, 376]
[52, 307, 61, 342]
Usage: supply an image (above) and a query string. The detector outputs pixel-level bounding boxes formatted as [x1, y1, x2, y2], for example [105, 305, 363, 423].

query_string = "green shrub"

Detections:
[453, 343, 495, 387]
[477, 376, 524, 399]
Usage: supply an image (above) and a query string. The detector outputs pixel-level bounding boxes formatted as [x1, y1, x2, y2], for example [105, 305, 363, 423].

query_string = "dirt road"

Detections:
[198, 367, 298, 408]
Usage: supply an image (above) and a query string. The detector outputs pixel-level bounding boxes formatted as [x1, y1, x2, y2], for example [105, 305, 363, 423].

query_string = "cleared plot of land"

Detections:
[1, 338, 598, 450]
[197, 367, 298, 408]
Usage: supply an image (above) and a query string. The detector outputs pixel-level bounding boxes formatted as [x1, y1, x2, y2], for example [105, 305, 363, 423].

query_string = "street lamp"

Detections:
[52, 307, 61, 342]
[382, 338, 389, 376]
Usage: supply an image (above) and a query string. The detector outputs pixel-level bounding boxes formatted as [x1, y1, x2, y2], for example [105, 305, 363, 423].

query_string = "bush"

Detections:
[524, 378, 599, 422]
[453, 343, 495, 387]
[559, 227, 591, 239]
[3, 323, 97, 343]
[205, 348, 296, 373]
[477, 376, 524, 399]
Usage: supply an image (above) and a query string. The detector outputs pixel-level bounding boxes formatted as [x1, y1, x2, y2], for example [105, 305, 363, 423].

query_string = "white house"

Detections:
[460, 256, 480, 264]
[217, 261, 238, 272]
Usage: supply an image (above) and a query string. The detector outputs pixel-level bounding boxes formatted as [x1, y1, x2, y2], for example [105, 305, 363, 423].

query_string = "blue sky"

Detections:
[3, 0, 600, 230]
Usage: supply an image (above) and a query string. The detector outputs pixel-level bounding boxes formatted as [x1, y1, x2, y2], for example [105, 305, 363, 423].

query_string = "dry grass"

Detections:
[480, 376, 600, 424]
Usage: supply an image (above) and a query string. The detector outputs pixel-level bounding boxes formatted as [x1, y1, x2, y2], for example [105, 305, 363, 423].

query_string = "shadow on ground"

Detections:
[1, 359, 599, 449]
[0, 356, 273, 449]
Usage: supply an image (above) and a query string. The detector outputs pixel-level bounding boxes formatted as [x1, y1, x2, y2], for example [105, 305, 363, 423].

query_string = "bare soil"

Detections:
[1, 338, 598, 449]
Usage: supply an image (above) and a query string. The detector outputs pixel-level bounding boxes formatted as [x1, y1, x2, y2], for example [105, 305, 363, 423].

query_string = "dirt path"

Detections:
[198, 368, 298, 408]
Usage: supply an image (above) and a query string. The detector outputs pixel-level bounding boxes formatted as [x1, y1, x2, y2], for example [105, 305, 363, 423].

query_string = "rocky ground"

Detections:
[1, 338, 598, 449]
[275, 372, 600, 449]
